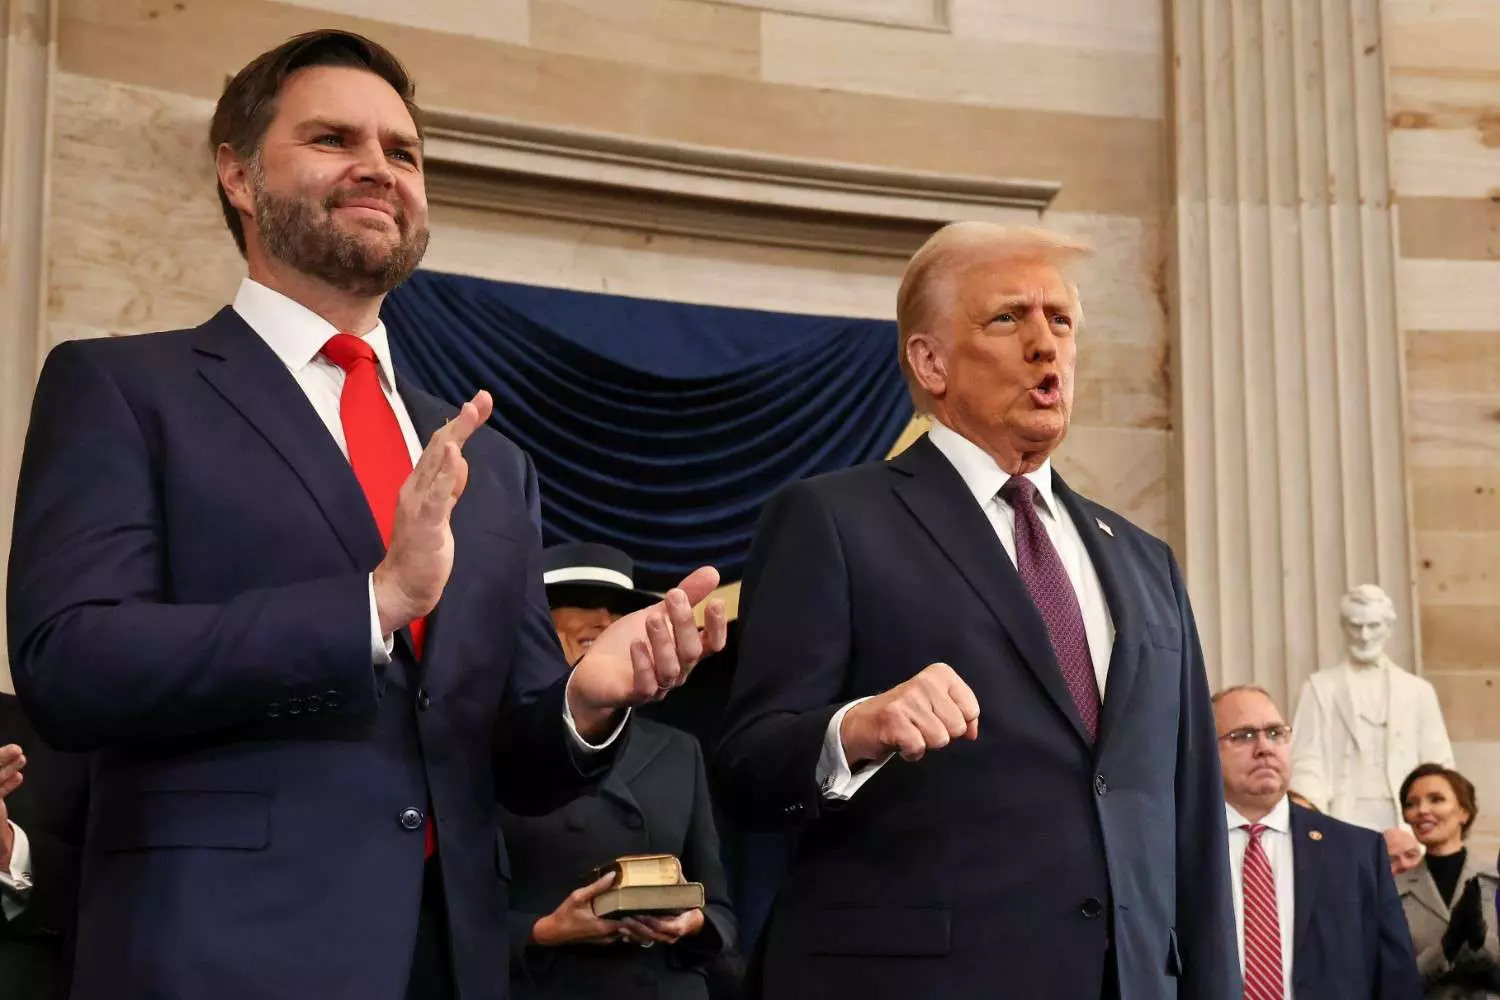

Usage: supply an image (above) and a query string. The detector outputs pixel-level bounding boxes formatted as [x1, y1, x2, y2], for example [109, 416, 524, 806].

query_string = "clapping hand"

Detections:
[1442, 876, 1488, 961]
[0, 743, 24, 870]
[566, 567, 729, 739]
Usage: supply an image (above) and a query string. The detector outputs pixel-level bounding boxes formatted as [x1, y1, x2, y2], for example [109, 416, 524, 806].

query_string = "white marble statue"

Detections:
[1290, 584, 1455, 832]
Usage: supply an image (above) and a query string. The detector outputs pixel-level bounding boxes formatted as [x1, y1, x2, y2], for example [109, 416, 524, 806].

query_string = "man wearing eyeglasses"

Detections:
[1214, 686, 1420, 999]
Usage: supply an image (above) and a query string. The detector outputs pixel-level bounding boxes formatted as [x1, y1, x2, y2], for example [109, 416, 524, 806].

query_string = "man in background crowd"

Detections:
[1215, 685, 1419, 999]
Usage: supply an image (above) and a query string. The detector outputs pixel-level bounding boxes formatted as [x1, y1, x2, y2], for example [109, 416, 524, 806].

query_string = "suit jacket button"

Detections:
[783, 802, 804, 817]
[416, 688, 431, 711]
[286, 696, 304, 717]
[1081, 897, 1104, 918]
[267, 702, 282, 719]
[305, 694, 322, 714]
[323, 689, 341, 710]
[623, 813, 644, 830]
[399, 807, 425, 831]
[1094, 774, 1108, 796]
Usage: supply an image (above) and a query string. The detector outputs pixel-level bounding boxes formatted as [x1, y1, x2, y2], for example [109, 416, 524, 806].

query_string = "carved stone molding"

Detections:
[420, 110, 1059, 258]
[1169, 0, 1416, 706]
[0, 0, 56, 690]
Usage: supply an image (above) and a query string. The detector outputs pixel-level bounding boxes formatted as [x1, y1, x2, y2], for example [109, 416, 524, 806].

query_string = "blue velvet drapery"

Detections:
[383, 270, 911, 590]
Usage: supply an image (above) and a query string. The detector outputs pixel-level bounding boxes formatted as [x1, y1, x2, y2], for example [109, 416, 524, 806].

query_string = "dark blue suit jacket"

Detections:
[1287, 805, 1421, 999]
[6, 309, 607, 1000]
[713, 435, 1239, 999]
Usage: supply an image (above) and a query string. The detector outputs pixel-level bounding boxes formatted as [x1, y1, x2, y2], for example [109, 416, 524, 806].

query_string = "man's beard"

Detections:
[253, 179, 429, 297]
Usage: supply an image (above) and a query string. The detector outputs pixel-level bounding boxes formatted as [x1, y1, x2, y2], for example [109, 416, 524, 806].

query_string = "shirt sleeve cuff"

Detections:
[817, 698, 892, 800]
[368, 574, 394, 666]
[1, 820, 33, 922]
[561, 672, 629, 753]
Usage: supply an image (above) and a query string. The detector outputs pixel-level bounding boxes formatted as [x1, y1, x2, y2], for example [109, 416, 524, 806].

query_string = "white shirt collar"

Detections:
[926, 419, 1057, 517]
[231, 277, 399, 390]
[1226, 795, 1291, 835]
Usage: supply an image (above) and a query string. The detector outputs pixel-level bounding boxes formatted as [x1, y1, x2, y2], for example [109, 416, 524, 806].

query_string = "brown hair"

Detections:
[1400, 763, 1478, 837]
[895, 222, 1091, 412]
[210, 30, 421, 256]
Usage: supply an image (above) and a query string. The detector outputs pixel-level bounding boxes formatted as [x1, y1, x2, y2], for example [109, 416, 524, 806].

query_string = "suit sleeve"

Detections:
[1167, 551, 1242, 999]
[491, 452, 614, 816]
[1289, 681, 1332, 812]
[1370, 831, 1423, 1000]
[7, 341, 378, 752]
[712, 482, 852, 831]
[672, 735, 736, 964]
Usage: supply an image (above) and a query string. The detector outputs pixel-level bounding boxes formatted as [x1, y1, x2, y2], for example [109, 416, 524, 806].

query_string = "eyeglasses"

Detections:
[1219, 725, 1293, 746]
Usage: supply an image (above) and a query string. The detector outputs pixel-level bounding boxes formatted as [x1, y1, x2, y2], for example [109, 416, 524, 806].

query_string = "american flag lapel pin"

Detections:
[1096, 518, 1114, 537]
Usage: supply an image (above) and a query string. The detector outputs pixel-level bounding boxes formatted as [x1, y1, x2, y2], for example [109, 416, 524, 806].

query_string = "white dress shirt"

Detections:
[0, 820, 32, 921]
[817, 419, 1116, 799]
[232, 278, 621, 751]
[1226, 796, 1296, 999]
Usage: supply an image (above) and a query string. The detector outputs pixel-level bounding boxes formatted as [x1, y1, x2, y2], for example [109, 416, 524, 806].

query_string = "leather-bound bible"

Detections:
[588, 853, 706, 918]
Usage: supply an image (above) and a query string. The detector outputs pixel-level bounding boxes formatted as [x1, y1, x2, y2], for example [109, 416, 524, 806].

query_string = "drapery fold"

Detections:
[384, 270, 911, 590]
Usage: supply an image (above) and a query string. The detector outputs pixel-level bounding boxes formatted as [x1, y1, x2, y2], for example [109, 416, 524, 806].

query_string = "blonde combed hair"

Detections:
[896, 222, 1093, 412]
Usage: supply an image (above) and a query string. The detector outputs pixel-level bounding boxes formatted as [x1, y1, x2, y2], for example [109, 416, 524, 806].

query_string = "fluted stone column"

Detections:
[0, 0, 56, 692]
[1169, 0, 1417, 706]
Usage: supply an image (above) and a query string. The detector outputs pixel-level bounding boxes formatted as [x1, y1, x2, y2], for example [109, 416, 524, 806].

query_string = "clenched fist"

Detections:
[839, 663, 980, 766]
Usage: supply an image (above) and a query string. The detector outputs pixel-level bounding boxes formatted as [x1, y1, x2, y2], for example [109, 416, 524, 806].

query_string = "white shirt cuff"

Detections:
[1, 820, 33, 922]
[817, 698, 892, 800]
[368, 574, 394, 665]
[562, 671, 629, 753]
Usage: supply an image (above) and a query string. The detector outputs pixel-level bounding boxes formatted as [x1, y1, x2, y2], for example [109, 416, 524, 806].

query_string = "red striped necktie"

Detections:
[1240, 823, 1284, 1000]
[321, 333, 434, 857]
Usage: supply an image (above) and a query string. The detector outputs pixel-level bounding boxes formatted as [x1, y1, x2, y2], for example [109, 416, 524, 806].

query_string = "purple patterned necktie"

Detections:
[1000, 476, 1101, 742]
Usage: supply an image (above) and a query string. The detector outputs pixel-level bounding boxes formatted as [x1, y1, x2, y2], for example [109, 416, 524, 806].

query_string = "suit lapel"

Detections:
[1053, 477, 1143, 751]
[599, 721, 671, 817]
[1289, 805, 1321, 961]
[889, 436, 1091, 746]
[1399, 865, 1449, 923]
[193, 308, 384, 570]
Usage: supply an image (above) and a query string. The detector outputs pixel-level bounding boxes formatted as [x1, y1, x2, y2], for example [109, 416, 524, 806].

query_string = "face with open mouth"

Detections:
[1403, 773, 1471, 854]
[551, 606, 620, 665]
[922, 254, 1079, 473]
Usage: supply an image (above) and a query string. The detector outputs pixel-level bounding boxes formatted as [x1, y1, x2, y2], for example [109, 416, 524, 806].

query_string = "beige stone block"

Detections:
[1051, 426, 1170, 539]
[1429, 671, 1500, 742]
[1411, 466, 1500, 532]
[1452, 740, 1500, 849]
[1416, 530, 1500, 606]
[1408, 396, 1500, 470]
[758, 10, 1164, 120]
[530, 0, 760, 77]
[59, 0, 1165, 217]
[1399, 259, 1500, 332]
[47, 74, 243, 336]
[1421, 604, 1500, 671]
[697, 0, 941, 29]
[1406, 330, 1500, 395]
[1386, 71, 1500, 132]
[1385, 0, 1500, 78]
[947, 0, 1162, 56]
[270, 0, 530, 44]
[1398, 197, 1500, 261]
[1390, 128, 1500, 201]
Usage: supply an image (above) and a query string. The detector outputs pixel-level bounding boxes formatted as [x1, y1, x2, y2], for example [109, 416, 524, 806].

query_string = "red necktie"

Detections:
[321, 333, 434, 857]
[1000, 477, 1101, 741]
[1240, 824, 1284, 1000]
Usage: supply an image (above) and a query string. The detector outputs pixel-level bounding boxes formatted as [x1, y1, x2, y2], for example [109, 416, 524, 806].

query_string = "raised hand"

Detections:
[839, 662, 981, 766]
[566, 567, 729, 738]
[530, 872, 626, 947]
[372, 391, 494, 635]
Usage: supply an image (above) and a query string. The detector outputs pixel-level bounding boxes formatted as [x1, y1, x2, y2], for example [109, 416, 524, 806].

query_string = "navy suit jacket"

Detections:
[1287, 805, 1421, 999]
[6, 309, 609, 1000]
[713, 435, 1239, 1000]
